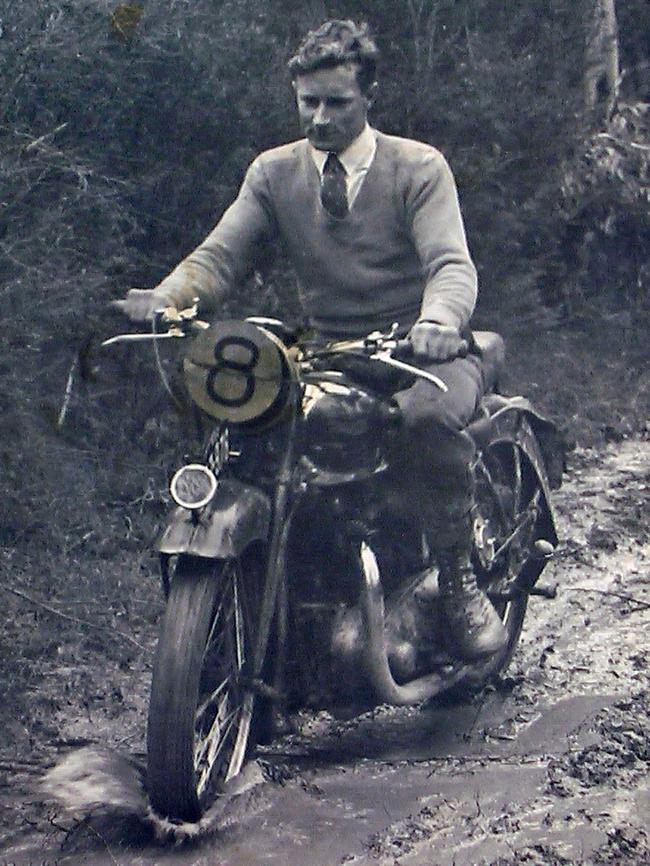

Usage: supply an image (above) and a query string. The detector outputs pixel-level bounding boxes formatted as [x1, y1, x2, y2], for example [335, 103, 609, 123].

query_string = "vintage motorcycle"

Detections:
[104, 307, 563, 824]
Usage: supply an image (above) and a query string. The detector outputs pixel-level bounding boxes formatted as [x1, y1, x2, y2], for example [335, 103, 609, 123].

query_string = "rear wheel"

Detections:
[434, 430, 552, 697]
[468, 430, 550, 679]
[147, 554, 260, 822]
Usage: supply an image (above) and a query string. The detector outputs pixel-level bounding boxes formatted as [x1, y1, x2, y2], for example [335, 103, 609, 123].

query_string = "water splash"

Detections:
[41, 746, 267, 846]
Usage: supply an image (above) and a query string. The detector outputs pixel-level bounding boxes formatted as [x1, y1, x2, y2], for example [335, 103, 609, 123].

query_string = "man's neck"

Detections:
[309, 124, 376, 175]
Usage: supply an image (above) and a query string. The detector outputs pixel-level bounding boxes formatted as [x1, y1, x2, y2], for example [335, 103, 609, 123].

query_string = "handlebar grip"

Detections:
[391, 338, 413, 359]
[392, 337, 469, 361]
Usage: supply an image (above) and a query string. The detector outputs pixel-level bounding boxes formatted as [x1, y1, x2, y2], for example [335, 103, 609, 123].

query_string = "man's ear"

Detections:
[366, 80, 378, 107]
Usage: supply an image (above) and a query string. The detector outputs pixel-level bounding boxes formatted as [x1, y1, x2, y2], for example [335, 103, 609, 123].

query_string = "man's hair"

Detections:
[288, 20, 379, 94]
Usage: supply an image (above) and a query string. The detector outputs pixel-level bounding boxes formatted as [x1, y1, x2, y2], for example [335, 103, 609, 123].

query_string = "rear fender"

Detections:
[472, 398, 561, 547]
[156, 478, 271, 558]
[472, 395, 566, 490]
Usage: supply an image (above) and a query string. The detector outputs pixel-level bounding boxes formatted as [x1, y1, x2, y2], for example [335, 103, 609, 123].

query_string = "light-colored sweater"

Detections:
[153, 130, 477, 338]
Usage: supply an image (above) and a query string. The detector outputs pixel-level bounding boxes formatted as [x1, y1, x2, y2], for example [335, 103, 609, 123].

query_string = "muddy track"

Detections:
[2, 439, 649, 866]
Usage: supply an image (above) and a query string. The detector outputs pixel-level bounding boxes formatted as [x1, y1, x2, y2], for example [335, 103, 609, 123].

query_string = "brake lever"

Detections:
[368, 348, 449, 392]
[363, 327, 448, 392]
[302, 326, 449, 392]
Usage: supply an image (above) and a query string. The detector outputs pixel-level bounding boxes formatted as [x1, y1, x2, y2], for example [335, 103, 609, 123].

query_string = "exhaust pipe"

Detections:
[358, 543, 471, 706]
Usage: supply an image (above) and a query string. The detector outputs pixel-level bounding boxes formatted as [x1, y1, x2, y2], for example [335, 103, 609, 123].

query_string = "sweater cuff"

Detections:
[418, 304, 463, 331]
[416, 318, 461, 331]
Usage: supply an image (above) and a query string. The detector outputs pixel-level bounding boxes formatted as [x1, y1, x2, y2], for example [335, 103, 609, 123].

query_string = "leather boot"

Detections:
[437, 542, 508, 662]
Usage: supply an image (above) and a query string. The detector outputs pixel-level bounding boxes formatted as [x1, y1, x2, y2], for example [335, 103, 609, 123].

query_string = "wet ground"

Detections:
[2, 439, 649, 865]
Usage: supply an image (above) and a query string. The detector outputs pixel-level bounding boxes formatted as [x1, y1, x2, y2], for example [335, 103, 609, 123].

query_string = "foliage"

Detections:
[541, 102, 650, 317]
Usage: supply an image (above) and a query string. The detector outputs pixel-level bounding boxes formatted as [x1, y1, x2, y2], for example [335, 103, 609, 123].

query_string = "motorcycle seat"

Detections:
[473, 331, 505, 393]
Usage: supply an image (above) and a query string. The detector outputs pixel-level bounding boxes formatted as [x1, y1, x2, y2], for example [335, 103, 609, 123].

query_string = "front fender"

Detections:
[156, 478, 271, 558]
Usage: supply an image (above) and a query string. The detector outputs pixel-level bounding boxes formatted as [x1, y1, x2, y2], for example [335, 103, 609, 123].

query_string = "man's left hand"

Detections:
[408, 321, 468, 362]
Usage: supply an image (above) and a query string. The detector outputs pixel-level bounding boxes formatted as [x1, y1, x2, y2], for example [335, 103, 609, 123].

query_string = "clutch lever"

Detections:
[102, 302, 209, 347]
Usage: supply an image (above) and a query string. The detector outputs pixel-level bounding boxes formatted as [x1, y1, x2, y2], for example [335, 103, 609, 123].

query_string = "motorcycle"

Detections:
[104, 306, 564, 824]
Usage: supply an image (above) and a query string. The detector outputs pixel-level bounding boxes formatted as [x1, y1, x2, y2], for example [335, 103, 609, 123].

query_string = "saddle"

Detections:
[471, 330, 505, 394]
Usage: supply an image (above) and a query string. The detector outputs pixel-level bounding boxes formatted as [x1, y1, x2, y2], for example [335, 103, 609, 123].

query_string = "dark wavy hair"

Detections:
[288, 20, 379, 95]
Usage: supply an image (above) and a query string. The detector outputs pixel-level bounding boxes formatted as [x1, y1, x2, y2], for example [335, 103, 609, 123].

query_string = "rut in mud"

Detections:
[2, 438, 649, 866]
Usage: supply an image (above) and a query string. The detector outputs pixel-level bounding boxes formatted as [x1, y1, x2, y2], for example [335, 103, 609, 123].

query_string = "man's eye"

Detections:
[327, 98, 349, 108]
[302, 97, 319, 108]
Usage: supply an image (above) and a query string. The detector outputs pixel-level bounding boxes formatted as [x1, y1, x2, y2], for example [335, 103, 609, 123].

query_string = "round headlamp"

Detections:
[170, 464, 218, 510]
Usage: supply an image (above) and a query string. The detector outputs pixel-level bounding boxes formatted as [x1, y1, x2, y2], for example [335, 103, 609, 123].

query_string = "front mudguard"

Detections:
[156, 478, 271, 559]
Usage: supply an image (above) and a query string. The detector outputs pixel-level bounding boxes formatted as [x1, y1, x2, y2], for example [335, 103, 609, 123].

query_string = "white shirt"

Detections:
[309, 124, 377, 208]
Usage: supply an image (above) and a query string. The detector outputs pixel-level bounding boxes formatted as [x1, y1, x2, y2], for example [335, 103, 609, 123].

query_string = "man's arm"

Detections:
[115, 157, 278, 320]
[404, 149, 477, 359]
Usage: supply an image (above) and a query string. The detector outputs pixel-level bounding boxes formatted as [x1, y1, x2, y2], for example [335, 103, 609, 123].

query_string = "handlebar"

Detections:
[103, 307, 450, 392]
[102, 303, 209, 347]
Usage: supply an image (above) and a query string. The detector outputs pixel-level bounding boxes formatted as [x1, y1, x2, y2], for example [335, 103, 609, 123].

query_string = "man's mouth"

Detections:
[310, 128, 334, 141]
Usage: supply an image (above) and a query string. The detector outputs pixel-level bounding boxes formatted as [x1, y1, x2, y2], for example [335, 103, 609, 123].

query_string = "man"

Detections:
[115, 20, 507, 661]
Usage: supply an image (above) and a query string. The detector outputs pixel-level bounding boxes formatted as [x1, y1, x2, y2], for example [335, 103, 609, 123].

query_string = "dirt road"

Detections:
[2, 439, 649, 866]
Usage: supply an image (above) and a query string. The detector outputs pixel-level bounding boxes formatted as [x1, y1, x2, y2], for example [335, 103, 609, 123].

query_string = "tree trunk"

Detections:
[584, 0, 620, 123]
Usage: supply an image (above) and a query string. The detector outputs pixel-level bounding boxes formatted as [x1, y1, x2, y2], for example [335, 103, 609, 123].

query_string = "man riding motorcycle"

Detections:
[114, 19, 507, 662]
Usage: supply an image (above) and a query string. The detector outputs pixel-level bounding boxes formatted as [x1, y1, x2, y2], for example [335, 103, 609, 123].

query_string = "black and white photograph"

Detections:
[1, 2, 648, 864]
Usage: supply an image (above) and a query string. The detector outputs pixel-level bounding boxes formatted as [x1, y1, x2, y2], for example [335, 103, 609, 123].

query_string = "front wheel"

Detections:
[147, 554, 260, 822]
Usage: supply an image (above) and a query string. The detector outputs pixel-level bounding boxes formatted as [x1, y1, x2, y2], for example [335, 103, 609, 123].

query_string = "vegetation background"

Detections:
[0, 0, 647, 754]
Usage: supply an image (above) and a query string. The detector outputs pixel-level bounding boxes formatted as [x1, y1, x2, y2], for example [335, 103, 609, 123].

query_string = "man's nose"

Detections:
[313, 103, 329, 125]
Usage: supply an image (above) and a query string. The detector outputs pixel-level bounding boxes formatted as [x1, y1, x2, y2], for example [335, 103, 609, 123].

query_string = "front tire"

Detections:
[147, 554, 259, 822]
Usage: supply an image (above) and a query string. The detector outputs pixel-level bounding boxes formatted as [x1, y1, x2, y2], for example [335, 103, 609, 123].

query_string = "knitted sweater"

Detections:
[153, 130, 477, 338]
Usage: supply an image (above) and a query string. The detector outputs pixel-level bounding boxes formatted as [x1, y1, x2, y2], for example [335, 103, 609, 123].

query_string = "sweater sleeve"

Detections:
[404, 150, 477, 331]
[151, 157, 278, 312]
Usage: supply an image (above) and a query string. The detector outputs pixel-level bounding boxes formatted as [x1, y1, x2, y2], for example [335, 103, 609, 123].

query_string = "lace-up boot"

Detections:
[437, 531, 508, 662]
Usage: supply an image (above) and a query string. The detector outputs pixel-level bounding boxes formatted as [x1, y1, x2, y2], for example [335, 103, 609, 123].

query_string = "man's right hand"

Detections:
[111, 288, 166, 322]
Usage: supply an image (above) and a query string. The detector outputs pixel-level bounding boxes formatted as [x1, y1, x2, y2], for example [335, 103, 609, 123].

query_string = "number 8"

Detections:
[206, 337, 260, 408]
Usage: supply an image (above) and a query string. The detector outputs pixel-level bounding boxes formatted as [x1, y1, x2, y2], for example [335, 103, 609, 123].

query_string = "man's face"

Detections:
[294, 63, 373, 153]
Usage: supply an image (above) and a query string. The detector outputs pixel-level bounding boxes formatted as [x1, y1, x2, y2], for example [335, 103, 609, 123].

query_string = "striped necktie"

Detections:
[321, 152, 348, 218]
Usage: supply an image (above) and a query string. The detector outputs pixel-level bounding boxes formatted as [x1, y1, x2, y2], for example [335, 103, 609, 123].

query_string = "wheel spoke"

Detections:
[491, 491, 541, 561]
[233, 577, 246, 670]
[195, 675, 230, 722]
[224, 694, 254, 782]
[205, 563, 239, 640]
[204, 710, 238, 769]
[195, 694, 229, 766]
[511, 443, 523, 518]
[193, 560, 252, 801]
[195, 708, 239, 796]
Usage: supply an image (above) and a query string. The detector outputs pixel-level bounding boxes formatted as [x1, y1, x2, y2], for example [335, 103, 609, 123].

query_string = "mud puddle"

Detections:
[1, 692, 640, 866]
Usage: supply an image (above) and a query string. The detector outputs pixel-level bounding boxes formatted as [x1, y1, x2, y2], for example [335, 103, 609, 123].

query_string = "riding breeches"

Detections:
[390, 353, 484, 548]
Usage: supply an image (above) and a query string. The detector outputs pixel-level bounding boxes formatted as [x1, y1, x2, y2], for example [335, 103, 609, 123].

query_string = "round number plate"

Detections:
[183, 320, 296, 426]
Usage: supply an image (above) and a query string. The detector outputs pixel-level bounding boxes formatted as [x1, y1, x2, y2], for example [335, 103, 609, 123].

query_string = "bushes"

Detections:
[0, 1, 648, 573]
[541, 101, 650, 318]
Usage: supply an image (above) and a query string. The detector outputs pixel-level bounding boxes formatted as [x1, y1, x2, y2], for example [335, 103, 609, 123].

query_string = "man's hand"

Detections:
[408, 321, 468, 362]
[111, 288, 166, 322]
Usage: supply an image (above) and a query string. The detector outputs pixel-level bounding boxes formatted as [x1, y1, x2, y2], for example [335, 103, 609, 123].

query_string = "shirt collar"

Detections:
[309, 124, 376, 176]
